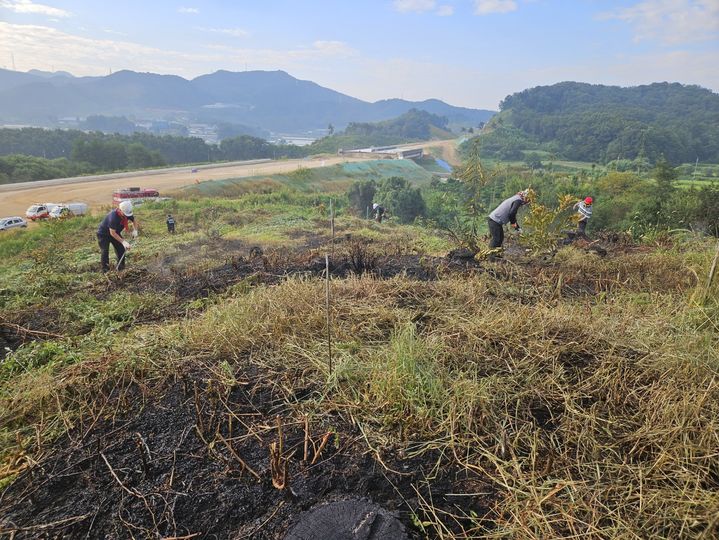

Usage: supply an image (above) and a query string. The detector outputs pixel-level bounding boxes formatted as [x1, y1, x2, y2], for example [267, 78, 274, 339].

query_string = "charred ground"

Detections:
[1, 194, 718, 539]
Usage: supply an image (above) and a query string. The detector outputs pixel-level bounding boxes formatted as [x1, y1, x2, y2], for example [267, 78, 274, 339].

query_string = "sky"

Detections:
[0, 0, 717, 109]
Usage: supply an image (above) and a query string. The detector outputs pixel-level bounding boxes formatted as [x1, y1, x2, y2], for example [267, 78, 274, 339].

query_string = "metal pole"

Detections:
[325, 254, 333, 375]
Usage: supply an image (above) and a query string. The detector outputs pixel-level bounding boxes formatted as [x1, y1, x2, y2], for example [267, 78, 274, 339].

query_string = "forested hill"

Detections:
[305, 109, 452, 154]
[487, 82, 719, 164]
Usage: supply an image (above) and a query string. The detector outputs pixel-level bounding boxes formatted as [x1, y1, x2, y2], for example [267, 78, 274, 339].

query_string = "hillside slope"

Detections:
[0, 188, 717, 538]
[486, 82, 719, 163]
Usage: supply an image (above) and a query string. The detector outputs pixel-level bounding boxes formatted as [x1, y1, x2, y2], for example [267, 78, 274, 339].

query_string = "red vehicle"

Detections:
[112, 187, 160, 205]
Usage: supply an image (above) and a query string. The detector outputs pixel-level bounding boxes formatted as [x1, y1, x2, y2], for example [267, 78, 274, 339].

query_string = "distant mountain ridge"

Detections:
[0, 68, 495, 133]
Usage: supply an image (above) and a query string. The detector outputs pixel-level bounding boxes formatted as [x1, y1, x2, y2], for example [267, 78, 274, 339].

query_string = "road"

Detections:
[0, 140, 457, 218]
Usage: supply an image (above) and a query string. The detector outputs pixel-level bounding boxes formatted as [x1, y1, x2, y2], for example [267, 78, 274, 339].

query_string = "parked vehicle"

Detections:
[49, 203, 89, 219]
[0, 216, 28, 231]
[25, 203, 59, 220]
[112, 187, 160, 206]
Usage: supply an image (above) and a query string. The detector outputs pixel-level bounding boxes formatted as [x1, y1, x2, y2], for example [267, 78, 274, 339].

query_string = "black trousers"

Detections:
[167, 223, 175, 233]
[488, 218, 504, 248]
[98, 233, 126, 272]
[577, 219, 587, 236]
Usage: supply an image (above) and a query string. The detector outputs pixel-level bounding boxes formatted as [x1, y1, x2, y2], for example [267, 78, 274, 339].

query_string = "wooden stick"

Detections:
[704, 240, 719, 303]
[303, 415, 310, 462]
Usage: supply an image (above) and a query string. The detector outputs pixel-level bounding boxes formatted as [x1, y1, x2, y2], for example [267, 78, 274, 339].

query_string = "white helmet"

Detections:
[372, 203, 379, 210]
[118, 200, 133, 217]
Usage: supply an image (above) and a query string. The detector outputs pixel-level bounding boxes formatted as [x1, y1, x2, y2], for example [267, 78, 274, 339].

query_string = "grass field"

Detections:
[0, 179, 718, 538]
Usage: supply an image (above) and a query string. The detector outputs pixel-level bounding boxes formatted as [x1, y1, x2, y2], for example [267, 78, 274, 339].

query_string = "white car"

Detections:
[49, 203, 88, 219]
[0, 216, 28, 231]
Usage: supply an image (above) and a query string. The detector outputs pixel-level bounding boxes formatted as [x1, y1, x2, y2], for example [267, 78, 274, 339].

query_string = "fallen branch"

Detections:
[0, 317, 64, 339]
[311, 431, 332, 465]
[100, 452, 142, 498]
[218, 434, 261, 481]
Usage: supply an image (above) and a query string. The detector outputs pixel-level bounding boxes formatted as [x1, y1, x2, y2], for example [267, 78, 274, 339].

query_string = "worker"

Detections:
[574, 197, 593, 237]
[97, 200, 138, 272]
[487, 189, 532, 250]
[373, 203, 386, 223]
[166, 214, 176, 234]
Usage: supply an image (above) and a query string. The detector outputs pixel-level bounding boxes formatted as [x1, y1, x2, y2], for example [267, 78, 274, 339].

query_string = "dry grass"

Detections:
[2, 243, 718, 537]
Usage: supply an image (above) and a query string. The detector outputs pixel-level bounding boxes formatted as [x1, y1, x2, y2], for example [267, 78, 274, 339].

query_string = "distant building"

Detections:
[344, 145, 423, 160]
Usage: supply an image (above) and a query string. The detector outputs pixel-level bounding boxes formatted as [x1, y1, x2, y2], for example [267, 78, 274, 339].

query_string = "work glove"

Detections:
[122, 240, 131, 250]
[513, 224, 523, 234]
[132, 229, 139, 239]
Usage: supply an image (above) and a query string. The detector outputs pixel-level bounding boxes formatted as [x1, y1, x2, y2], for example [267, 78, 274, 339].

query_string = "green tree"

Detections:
[375, 177, 426, 224]
[346, 179, 376, 216]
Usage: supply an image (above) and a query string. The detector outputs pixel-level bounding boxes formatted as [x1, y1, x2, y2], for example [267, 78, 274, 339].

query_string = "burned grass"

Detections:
[1, 232, 718, 538]
[0, 364, 493, 539]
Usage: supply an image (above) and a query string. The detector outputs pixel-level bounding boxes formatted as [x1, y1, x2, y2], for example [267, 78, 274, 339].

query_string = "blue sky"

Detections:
[0, 0, 717, 109]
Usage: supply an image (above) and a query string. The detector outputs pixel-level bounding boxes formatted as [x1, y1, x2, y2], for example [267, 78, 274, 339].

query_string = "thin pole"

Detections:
[330, 199, 335, 259]
[325, 254, 333, 375]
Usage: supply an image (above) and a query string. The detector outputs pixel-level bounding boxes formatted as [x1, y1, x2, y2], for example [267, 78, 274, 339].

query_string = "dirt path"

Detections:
[0, 140, 457, 218]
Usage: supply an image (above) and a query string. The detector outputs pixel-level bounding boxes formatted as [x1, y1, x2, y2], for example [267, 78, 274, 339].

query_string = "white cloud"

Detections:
[600, 0, 719, 44]
[0, 22, 357, 79]
[436, 4, 454, 16]
[199, 27, 249, 38]
[0, 22, 216, 76]
[474, 0, 517, 15]
[0, 0, 70, 17]
[102, 28, 128, 37]
[178, 6, 199, 14]
[393, 0, 436, 13]
[311, 40, 357, 56]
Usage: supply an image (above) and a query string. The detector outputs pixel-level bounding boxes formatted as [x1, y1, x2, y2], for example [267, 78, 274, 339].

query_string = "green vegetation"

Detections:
[306, 109, 453, 154]
[0, 109, 453, 184]
[0, 128, 308, 183]
[485, 82, 719, 164]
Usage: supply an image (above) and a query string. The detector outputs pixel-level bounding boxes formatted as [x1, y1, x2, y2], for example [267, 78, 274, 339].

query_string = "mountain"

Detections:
[484, 81, 719, 164]
[0, 68, 495, 133]
[27, 69, 75, 79]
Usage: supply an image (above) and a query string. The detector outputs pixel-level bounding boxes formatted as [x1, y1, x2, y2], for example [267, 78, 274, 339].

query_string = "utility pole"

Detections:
[693, 157, 699, 182]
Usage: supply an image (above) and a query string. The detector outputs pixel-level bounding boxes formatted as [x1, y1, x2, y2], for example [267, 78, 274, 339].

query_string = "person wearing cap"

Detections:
[97, 200, 139, 272]
[487, 189, 532, 250]
[373, 202, 386, 223]
[166, 214, 176, 234]
[574, 197, 593, 237]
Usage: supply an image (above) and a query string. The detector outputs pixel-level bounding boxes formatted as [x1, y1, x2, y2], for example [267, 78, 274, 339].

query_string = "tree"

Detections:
[375, 177, 426, 224]
[346, 180, 376, 216]
[327, 123, 335, 136]
[524, 153, 544, 170]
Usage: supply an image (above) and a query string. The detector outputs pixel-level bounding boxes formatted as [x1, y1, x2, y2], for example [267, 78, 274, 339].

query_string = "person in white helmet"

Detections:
[372, 202, 386, 223]
[96, 200, 139, 272]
